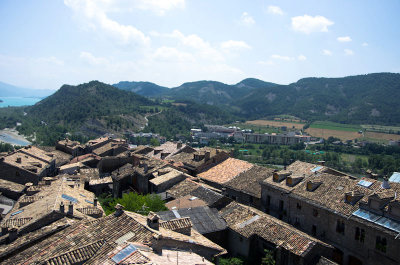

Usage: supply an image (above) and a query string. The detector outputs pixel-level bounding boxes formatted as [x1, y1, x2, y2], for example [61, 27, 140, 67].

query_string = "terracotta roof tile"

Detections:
[198, 158, 253, 185]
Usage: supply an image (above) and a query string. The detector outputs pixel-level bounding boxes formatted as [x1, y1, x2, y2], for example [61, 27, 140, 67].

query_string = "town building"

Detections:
[55, 138, 84, 157]
[0, 205, 226, 264]
[0, 146, 56, 185]
[260, 160, 400, 265]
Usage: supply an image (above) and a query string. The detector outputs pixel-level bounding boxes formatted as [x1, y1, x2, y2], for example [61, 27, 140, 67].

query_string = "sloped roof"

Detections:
[198, 158, 253, 185]
[157, 206, 227, 234]
[219, 202, 331, 257]
[224, 165, 274, 198]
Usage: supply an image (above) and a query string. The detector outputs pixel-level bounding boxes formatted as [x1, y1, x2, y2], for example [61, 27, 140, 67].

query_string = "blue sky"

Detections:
[0, 0, 399, 90]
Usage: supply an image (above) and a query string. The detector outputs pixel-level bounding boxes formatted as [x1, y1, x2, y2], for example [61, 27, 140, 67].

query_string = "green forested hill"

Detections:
[29, 81, 154, 124]
[235, 73, 400, 125]
[163, 80, 265, 105]
[113, 81, 169, 97]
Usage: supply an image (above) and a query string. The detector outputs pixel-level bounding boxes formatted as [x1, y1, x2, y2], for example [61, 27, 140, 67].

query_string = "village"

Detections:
[0, 136, 399, 265]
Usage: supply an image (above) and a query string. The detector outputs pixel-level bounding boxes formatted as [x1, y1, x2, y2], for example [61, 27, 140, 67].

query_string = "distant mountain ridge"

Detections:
[113, 73, 400, 125]
[113, 78, 279, 105]
[113, 81, 169, 97]
[0, 81, 54, 98]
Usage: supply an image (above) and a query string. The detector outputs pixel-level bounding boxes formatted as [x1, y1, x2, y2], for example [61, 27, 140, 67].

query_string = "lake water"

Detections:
[0, 132, 31, 146]
[0, 97, 42, 107]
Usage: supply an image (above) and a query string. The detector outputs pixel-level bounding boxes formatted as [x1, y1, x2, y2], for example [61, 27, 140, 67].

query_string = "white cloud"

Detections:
[37, 56, 65, 66]
[64, 0, 150, 45]
[271, 54, 294, 61]
[134, 0, 185, 15]
[297, 55, 307, 61]
[220, 40, 251, 52]
[241, 12, 255, 25]
[344, 49, 354, 55]
[158, 30, 224, 61]
[362, 42, 369, 47]
[258, 60, 274, 65]
[291, 15, 334, 34]
[267, 6, 284, 15]
[337, 36, 352, 42]
[322, 49, 332, 56]
[152, 47, 195, 62]
[80, 51, 109, 65]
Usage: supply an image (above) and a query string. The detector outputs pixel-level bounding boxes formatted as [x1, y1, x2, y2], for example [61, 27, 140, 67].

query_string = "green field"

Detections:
[361, 124, 400, 134]
[310, 121, 361, 132]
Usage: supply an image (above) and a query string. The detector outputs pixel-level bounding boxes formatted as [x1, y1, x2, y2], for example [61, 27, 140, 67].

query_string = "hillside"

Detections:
[235, 73, 400, 125]
[113, 81, 169, 97]
[0, 81, 53, 97]
[14, 81, 155, 144]
[164, 79, 273, 105]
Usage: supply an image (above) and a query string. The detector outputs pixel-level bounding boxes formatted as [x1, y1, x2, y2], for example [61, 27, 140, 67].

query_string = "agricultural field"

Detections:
[309, 121, 361, 132]
[246, 120, 305, 130]
[361, 124, 400, 134]
[364, 131, 400, 141]
[305, 128, 361, 141]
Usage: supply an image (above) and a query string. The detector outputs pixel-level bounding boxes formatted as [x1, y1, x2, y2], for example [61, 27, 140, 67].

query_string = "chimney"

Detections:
[204, 151, 210, 161]
[114, 203, 124, 217]
[94, 197, 98, 207]
[143, 163, 148, 174]
[60, 202, 65, 213]
[44, 177, 52, 185]
[68, 201, 73, 215]
[8, 227, 18, 242]
[177, 142, 182, 149]
[317, 161, 325, 166]
[16, 157, 22, 163]
[1, 227, 8, 236]
[147, 212, 160, 230]
[382, 176, 391, 189]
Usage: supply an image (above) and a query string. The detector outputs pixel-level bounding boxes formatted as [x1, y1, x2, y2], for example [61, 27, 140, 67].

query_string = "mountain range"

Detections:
[114, 73, 400, 125]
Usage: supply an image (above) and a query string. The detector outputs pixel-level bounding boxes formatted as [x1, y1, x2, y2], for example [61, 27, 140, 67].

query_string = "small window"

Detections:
[294, 217, 300, 227]
[312, 225, 317, 236]
[336, 220, 345, 235]
[279, 200, 284, 211]
[266, 195, 271, 207]
[16, 171, 20, 177]
[354, 227, 365, 243]
[297, 203, 301, 210]
[313, 209, 318, 217]
[376, 236, 387, 253]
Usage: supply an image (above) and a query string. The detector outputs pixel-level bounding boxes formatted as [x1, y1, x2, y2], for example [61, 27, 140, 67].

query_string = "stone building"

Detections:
[0, 146, 56, 185]
[219, 201, 333, 265]
[0, 206, 226, 264]
[260, 160, 400, 265]
[55, 139, 84, 157]
[224, 165, 274, 209]
[0, 177, 103, 242]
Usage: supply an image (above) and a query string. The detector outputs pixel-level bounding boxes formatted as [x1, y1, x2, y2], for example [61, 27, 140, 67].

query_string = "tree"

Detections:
[261, 249, 276, 265]
[219, 257, 245, 265]
[150, 138, 160, 147]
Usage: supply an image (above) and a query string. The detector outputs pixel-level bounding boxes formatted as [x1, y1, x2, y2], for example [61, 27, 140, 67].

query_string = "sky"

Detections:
[0, 0, 399, 90]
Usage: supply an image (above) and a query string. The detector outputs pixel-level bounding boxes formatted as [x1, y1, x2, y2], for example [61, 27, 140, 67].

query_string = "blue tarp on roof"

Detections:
[389, 172, 400, 183]
[353, 208, 400, 233]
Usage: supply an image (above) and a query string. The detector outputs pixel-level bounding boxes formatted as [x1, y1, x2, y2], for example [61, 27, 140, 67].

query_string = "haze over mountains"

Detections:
[0, 81, 54, 98]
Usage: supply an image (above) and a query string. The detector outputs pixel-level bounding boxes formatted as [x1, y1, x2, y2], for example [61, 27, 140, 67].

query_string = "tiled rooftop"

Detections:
[219, 201, 330, 256]
[166, 194, 208, 210]
[198, 158, 253, 185]
[225, 165, 274, 198]
[160, 217, 192, 231]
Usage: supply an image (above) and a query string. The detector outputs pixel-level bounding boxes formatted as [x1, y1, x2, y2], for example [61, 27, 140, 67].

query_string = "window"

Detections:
[312, 225, 317, 236]
[279, 200, 284, 211]
[297, 203, 302, 210]
[313, 209, 318, 217]
[376, 236, 387, 253]
[336, 220, 345, 235]
[294, 217, 300, 227]
[15, 171, 20, 177]
[266, 195, 271, 207]
[355, 227, 365, 243]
